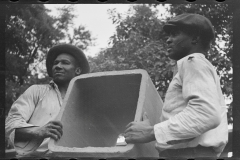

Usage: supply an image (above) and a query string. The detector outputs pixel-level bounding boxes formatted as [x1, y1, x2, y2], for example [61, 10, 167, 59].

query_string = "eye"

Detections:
[62, 60, 70, 64]
[169, 30, 180, 37]
[53, 61, 59, 65]
[171, 32, 178, 36]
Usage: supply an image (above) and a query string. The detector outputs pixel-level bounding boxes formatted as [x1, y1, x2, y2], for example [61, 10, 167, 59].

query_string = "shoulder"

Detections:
[23, 84, 51, 97]
[26, 84, 49, 91]
[178, 53, 212, 72]
[177, 53, 216, 81]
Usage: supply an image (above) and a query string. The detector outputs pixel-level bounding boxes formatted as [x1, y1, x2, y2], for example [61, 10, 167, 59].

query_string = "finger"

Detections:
[125, 136, 136, 144]
[125, 137, 131, 143]
[47, 131, 59, 141]
[48, 128, 62, 140]
[126, 136, 141, 144]
[46, 122, 63, 135]
[126, 122, 134, 128]
[124, 133, 131, 143]
[48, 124, 63, 136]
[124, 127, 133, 133]
[123, 132, 131, 138]
[50, 121, 63, 128]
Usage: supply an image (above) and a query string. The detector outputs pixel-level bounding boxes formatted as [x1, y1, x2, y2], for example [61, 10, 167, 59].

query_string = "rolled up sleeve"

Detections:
[5, 85, 40, 153]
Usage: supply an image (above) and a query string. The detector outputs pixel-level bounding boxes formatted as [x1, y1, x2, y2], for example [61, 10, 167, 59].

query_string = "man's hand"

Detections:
[32, 120, 63, 141]
[15, 120, 63, 142]
[124, 112, 155, 144]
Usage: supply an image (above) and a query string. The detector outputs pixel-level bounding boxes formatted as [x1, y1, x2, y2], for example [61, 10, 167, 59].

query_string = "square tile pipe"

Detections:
[48, 69, 163, 157]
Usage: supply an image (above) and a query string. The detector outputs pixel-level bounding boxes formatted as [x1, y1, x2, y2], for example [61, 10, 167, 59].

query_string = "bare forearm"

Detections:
[15, 127, 39, 142]
[15, 121, 63, 143]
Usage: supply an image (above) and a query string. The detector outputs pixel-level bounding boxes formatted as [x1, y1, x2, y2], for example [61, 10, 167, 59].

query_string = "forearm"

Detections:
[15, 127, 40, 142]
[11, 126, 46, 155]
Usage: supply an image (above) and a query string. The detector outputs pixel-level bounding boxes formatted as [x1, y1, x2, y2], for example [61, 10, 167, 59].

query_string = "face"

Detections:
[166, 30, 193, 60]
[52, 53, 81, 84]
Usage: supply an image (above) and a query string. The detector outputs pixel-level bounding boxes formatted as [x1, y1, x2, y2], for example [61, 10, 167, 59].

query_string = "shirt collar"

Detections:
[176, 53, 205, 70]
[49, 80, 58, 89]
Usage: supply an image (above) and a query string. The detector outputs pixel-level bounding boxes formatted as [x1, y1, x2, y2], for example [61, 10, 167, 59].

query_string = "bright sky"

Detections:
[44, 4, 169, 57]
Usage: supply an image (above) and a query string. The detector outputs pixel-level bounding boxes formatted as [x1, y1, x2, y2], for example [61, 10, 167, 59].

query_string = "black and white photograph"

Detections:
[2, 1, 240, 159]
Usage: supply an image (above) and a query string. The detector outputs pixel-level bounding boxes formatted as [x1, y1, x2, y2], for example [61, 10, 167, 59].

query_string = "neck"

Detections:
[188, 45, 207, 56]
[55, 81, 70, 98]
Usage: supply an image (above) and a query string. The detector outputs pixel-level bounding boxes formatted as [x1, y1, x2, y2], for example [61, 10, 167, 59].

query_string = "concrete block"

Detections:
[48, 69, 163, 158]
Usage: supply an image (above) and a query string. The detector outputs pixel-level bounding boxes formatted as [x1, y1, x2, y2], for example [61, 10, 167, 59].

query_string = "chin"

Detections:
[168, 54, 178, 60]
[54, 77, 72, 84]
[53, 77, 64, 83]
[169, 52, 186, 61]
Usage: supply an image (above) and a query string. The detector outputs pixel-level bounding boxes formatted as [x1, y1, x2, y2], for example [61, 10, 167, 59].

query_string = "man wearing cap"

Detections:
[5, 44, 90, 157]
[124, 13, 228, 157]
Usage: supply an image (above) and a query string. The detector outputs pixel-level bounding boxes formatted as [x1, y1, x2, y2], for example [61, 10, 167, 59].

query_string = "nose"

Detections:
[54, 62, 62, 70]
[166, 36, 172, 45]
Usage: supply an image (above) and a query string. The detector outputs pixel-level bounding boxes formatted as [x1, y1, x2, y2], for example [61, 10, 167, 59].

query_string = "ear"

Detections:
[191, 36, 200, 45]
[75, 67, 82, 76]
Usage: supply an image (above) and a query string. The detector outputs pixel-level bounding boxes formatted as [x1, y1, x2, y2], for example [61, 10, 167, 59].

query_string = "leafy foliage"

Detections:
[90, 5, 175, 98]
[6, 4, 60, 84]
[5, 4, 94, 117]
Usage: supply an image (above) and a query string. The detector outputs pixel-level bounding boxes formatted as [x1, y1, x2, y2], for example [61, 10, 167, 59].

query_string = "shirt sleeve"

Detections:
[154, 57, 221, 147]
[5, 85, 41, 154]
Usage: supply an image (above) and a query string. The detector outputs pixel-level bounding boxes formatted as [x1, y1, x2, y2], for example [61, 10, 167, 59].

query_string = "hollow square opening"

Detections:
[56, 74, 142, 148]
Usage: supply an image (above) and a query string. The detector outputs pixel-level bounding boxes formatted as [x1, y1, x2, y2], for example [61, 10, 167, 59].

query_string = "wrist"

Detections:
[149, 126, 156, 141]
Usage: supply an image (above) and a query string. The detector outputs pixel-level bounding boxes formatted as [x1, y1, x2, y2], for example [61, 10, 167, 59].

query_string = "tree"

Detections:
[90, 5, 174, 98]
[6, 4, 61, 85]
[5, 4, 94, 116]
[67, 26, 95, 50]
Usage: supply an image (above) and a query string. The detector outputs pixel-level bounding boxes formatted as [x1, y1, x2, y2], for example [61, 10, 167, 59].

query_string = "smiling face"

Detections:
[166, 29, 194, 60]
[52, 53, 81, 85]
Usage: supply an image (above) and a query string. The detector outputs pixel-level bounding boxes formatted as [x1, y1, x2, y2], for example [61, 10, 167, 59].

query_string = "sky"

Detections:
[44, 4, 169, 57]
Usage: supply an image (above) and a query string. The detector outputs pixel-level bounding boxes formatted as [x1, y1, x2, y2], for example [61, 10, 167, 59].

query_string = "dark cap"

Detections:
[46, 44, 90, 77]
[163, 13, 215, 41]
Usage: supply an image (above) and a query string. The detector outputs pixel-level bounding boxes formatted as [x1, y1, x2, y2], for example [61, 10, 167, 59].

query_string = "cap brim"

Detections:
[163, 24, 178, 34]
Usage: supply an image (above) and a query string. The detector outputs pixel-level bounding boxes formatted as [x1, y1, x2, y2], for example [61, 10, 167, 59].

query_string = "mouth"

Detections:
[167, 48, 172, 52]
[53, 72, 64, 76]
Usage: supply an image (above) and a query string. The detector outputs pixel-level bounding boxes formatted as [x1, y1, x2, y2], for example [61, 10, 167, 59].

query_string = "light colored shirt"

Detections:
[5, 81, 63, 157]
[153, 53, 228, 155]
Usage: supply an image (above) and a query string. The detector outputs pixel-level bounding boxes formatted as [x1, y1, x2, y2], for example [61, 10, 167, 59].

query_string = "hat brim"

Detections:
[46, 44, 90, 77]
[163, 24, 178, 34]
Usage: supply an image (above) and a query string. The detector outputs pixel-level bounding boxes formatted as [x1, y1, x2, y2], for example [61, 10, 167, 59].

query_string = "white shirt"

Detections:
[5, 81, 62, 157]
[154, 53, 228, 155]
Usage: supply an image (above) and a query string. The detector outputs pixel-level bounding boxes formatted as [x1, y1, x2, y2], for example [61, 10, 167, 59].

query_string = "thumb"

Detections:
[143, 112, 149, 121]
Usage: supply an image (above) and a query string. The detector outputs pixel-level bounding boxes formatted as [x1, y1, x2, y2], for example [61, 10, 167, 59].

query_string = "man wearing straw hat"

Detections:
[6, 44, 90, 157]
[124, 13, 228, 157]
